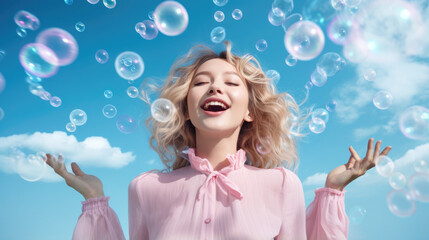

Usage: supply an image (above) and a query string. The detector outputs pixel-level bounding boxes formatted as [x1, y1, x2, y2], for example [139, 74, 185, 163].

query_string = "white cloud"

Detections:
[0, 131, 136, 182]
[303, 172, 328, 186]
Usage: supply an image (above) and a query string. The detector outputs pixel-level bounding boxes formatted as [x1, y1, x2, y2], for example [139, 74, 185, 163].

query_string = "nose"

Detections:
[208, 83, 223, 94]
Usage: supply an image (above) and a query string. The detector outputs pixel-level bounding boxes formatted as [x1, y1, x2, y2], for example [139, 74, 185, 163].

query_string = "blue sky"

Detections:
[1, 0, 429, 239]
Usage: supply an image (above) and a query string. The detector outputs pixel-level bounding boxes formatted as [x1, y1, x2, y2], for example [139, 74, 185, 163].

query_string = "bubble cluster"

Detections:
[102, 104, 117, 118]
[399, 106, 429, 140]
[317, 52, 346, 77]
[116, 114, 137, 133]
[140, 20, 159, 40]
[95, 49, 109, 64]
[115, 51, 144, 81]
[153, 1, 189, 36]
[375, 155, 394, 177]
[19, 43, 58, 78]
[311, 68, 327, 87]
[255, 39, 268, 52]
[127, 86, 139, 98]
[232, 9, 243, 20]
[70, 109, 87, 126]
[214, 11, 225, 22]
[210, 26, 226, 44]
[387, 189, 416, 217]
[75, 22, 85, 32]
[284, 21, 325, 61]
[14, 10, 40, 30]
[373, 90, 393, 110]
[285, 54, 297, 66]
[104, 90, 113, 99]
[66, 122, 76, 132]
[36, 28, 79, 66]
[151, 98, 175, 123]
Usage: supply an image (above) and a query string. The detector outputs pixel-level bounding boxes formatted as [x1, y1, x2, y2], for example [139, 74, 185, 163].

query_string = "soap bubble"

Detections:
[232, 9, 243, 20]
[87, 0, 99, 4]
[311, 108, 329, 123]
[331, 0, 346, 11]
[214, 11, 225, 22]
[102, 104, 117, 118]
[28, 83, 44, 97]
[387, 189, 416, 217]
[70, 109, 87, 126]
[373, 90, 393, 110]
[256, 138, 271, 155]
[413, 159, 428, 173]
[36, 28, 79, 66]
[135, 22, 146, 34]
[327, 15, 356, 45]
[116, 114, 137, 133]
[16, 27, 27, 38]
[375, 155, 394, 177]
[127, 86, 139, 98]
[65, 0, 73, 5]
[325, 100, 337, 112]
[285, 54, 297, 66]
[303, 0, 336, 25]
[284, 21, 325, 61]
[148, 10, 154, 20]
[255, 39, 268, 52]
[66, 122, 76, 132]
[364, 68, 376, 81]
[316, 52, 346, 77]
[140, 20, 159, 40]
[408, 172, 429, 202]
[104, 90, 113, 99]
[304, 81, 313, 90]
[19, 43, 59, 78]
[39, 90, 52, 101]
[153, 1, 189, 36]
[266, 70, 280, 85]
[389, 172, 407, 190]
[268, 8, 285, 26]
[272, 0, 294, 17]
[115, 51, 144, 81]
[14, 10, 40, 30]
[151, 98, 176, 123]
[16, 153, 47, 182]
[210, 26, 226, 44]
[103, 0, 116, 9]
[311, 68, 327, 87]
[348, 205, 366, 224]
[50, 96, 62, 107]
[399, 106, 429, 140]
[75, 22, 85, 32]
[95, 49, 109, 64]
[309, 118, 326, 134]
[213, 0, 228, 7]
[25, 72, 42, 84]
[282, 13, 303, 32]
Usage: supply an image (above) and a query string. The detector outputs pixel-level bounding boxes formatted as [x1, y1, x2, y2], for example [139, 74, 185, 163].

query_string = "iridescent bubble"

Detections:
[135, 22, 146, 34]
[348, 205, 366, 224]
[266, 69, 280, 85]
[16, 153, 47, 182]
[409, 172, 429, 202]
[148, 10, 154, 20]
[327, 15, 355, 45]
[343, 38, 369, 63]
[255, 39, 268, 52]
[87, 0, 99, 4]
[70, 109, 87, 126]
[284, 21, 325, 61]
[115, 51, 144, 81]
[316, 52, 346, 77]
[232, 9, 243, 20]
[28, 83, 44, 97]
[282, 13, 303, 32]
[127, 86, 139, 98]
[19, 43, 58, 78]
[16, 27, 27, 38]
[95, 49, 109, 64]
[312, 108, 329, 123]
[116, 114, 137, 133]
[102, 104, 117, 118]
[151, 98, 175, 123]
[389, 172, 407, 190]
[309, 118, 326, 134]
[0, 72, 5, 93]
[50, 96, 62, 107]
[36, 28, 79, 66]
[414, 159, 428, 173]
[140, 20, 159, 40]
[399, 106, 429, 140]
[325, 100, 337, 112]
[14, 10, 40, 30]
[256, 138, 271, 155]
[39, 90, 51, 101]
[65, 0, 73, 5]
[66, 122, 76, 132]
[305, 81, 313, 90]
[268, 8, 285, 26]
[311, 68, 327, 87]
[331, 0, 346, 11]
[214, 11, 225, 22]
[375, 155, 395, 177]
[285, 54, 297, 66]
[0, 107, 4, 121]
[75, 22, 85, 32]
[104, 90, 113, 99]
[213, 0, 228, 7]
[272, 0, 294, 17]
[364, 68, 376, 81]
[387, 189, 416, 217]
[153, 1, 189, 36]
[373, 90, 393, 110]
[103, 0, 116, 9]
[210, 26, 226, 44]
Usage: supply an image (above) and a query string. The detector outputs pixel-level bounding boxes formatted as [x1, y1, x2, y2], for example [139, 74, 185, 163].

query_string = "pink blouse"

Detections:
[72, 148, 348, 240]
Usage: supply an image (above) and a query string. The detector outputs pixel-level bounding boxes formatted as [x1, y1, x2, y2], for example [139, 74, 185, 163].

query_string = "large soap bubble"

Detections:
[36, 28, 79, 66]
[116, 114, 137, 134]
[409, 172, 429, 202]
[317, 52, 346, 77]
[373, 90, 393, 110]
[399, 106, 429, 140]
[16, 153, 47, 182]
[375, 155, 394, 177]
[153, 1, 189, 36]
[19, 43, 59, 78]
[284, 21, 325, 61]
[151, 98, 176, 123]
[14, 10, 40, 30]
[115, 51, 144, 81]
[387, 189, 416, 217]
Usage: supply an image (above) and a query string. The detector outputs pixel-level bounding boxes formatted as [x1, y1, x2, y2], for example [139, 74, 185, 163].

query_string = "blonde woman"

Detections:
[45, 41, 392, 240]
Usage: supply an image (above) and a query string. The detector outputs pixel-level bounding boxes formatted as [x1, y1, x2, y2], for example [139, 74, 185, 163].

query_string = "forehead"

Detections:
[195, 58, 237, 74]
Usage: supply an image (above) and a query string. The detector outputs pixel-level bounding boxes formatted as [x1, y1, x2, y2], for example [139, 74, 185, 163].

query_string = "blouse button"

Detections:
[204, 218, 211, 224]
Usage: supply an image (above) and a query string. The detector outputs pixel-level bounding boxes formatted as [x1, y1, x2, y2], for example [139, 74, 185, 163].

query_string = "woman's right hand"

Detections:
[44, 153, 105, 200]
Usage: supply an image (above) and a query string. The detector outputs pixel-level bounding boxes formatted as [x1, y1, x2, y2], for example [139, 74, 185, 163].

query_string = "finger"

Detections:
[380, 146, 392, 156]
[373, 140, 382, 160]
[349, 146, 361, 160]
[347, 156, 357, 169]
[365, 138, 374, 159]
[71, 162, 86, 176]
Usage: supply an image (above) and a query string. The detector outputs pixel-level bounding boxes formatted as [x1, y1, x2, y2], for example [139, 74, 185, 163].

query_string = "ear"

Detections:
[244, 109, 253, 122]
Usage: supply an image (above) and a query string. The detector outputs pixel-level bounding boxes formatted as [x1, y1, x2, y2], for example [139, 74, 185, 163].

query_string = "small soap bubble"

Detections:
[95, 49, 109, 64]
[14, 10, 40, 30]
[140, 20, 159, 40]
[316, 52, 346, 77]
[389, 172, 407, 190]
[148, 10, 154, 20]
[213, 0, 228, 7]
[36, 28, 79, 66]
[387, 189, 416, 217]
[116, 114, 137, 134]
[413, 159, 428, 173]
[65, 0, 73, 5]
[364, 68, 376, 81]
[255, 39, 268, 52]
[127, 86, 139, 98]
[87, 0, 99, 4]
[153, 1, 189, 36]
[311, 108, 329, 123]
[39, 90, 51, 101]
[28, 83, 44, 96]
[17, 27, 27, 38]
[284, 21, 325, 61]
[375, 155, 395, 177]
[151, 98, 176, 123]
[285, 54, 297, 66]
[309, 118, 326, 134]
[373, 90, 393, 110]
[304, 81, 313, 90]
[311, 68, 327, 87]
[135, 22, 146, 34]
[210, 26, 226, 44]
[69, 109, 87, 126]
[103, 0, 116, 9]
[268, 8, 285, 26]
[325, 100, 337, 112]
[331, 0, 346, 11]
[348, 205, 366, 224]
[408, 172, 429, 202]
[256, 138, 271, 155]
[214, 11, 225, 22]
[399, 106, 429, 140]
[66, 122, 76, 132]
[50, 96, 62, 107]
[102, 104, 117, 118]
[115, 51, 144, 81]
[266, 69, 280, 85]
[232, 9, 243, 20]
[104, 90, 113, 99]
[327, 15, 355, 45]
[75, 22, 85, 32]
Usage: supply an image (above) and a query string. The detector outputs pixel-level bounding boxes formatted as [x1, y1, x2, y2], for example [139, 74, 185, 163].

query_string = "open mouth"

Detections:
[201, 104, 228, 112]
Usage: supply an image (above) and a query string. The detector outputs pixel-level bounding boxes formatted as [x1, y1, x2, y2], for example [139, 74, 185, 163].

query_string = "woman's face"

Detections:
[186, 58, 253, 134]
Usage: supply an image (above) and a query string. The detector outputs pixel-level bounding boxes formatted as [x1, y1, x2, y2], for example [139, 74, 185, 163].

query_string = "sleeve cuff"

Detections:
[314, 187, 346, 196]
[81, 196, 110, 212]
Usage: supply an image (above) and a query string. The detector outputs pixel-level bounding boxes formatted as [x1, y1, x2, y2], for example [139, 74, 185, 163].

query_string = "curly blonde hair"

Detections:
[144, 41, 305, 173]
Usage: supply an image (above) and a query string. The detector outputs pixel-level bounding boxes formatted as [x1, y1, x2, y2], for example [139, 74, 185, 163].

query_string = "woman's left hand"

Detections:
[325, 138, 392, 191]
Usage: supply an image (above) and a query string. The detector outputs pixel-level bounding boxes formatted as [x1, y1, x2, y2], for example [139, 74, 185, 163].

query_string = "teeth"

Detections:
[204, 101, 227, 110]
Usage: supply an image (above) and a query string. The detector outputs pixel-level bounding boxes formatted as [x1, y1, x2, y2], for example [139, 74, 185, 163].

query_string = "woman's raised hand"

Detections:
[325, 138, 392, 191]
[44, 153, 105, 200]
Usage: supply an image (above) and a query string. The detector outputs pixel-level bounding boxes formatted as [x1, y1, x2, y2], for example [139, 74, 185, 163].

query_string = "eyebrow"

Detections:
[193, 71, 241, 80]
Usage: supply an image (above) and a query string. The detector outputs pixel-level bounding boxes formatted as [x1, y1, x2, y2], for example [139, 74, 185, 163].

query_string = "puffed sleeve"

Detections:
[306, 187, 349, 240]
[128, 176, 149, 240]
[72, 196, 126, 240]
